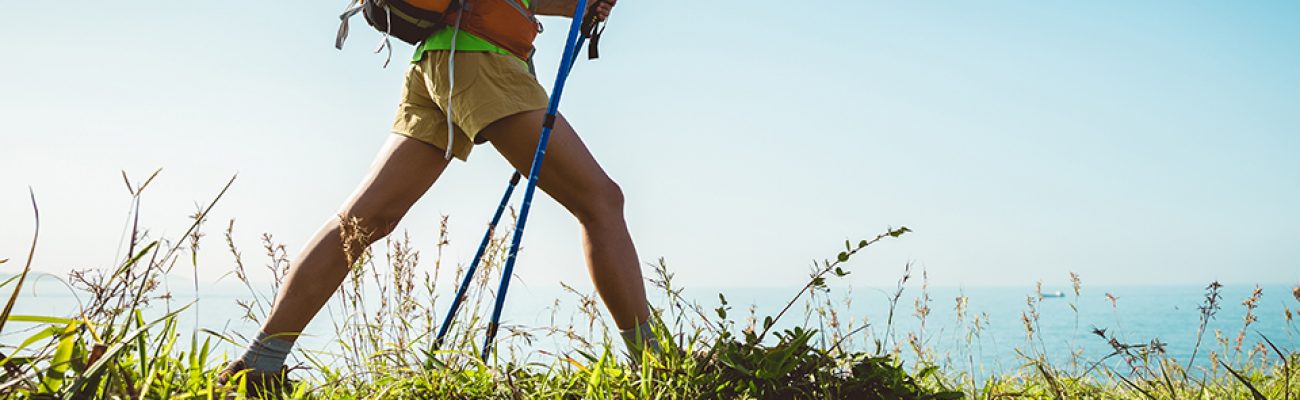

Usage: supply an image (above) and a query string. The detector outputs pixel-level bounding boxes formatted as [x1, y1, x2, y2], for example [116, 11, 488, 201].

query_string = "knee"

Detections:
[572, 179, 625, 224]
[334, 205, 403, 245]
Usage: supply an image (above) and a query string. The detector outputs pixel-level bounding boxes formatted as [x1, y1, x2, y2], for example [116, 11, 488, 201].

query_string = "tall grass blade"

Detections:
[106, 241, 160, 285]
[1115, 373, 1158, 400]
[1158, 360, 1177, 398]
[1033, 362, 1065, 399]
[155, 174, 236, 268]
[58, 304, 192, 400]
[0, 188, 41, 336]
[1258, 333, 1290, 400]
[0, 326, 61, 367]
[42, 322, 79, 392]
[6, 315, 78, 325]
[1220, 359, 1269, 400]
[0, 275, 21, 290]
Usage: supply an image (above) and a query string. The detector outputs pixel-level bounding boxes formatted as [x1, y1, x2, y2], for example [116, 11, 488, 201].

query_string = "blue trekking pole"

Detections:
[432, 172, 521, 350]
[480, 0, 601, 361]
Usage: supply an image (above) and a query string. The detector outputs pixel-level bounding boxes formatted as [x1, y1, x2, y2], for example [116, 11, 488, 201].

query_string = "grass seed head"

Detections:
[1069, 272, 1081, 297]
[1020, 311, 1034, 339]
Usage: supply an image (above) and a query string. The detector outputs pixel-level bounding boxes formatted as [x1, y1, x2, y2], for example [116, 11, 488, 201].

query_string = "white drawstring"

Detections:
[443, 3, 466, 160]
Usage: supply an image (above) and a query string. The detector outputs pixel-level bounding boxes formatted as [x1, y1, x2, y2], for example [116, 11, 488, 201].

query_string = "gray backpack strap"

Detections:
[373, 5, 395, 68]
[335, 0, 364, 50]
[530, 0, 542, 34]
[498, 0, 536, 25]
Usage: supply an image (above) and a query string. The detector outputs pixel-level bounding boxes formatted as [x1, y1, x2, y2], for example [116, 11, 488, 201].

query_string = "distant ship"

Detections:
[1039, 291, 1066, 298]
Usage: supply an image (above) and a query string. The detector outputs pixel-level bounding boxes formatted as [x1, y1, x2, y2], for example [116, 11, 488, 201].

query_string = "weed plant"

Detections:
[0, 175, 1296, 399]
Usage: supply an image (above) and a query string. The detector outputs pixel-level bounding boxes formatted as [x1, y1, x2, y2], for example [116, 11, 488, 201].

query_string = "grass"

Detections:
[1, 174, 1297, 399]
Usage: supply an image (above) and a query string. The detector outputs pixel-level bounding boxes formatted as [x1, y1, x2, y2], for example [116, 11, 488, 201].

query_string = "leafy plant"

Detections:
[0, 175, 1296, 399]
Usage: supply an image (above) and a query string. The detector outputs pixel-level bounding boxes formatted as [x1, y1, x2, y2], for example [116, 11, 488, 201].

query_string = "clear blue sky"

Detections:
[2, 1, 1297, 289]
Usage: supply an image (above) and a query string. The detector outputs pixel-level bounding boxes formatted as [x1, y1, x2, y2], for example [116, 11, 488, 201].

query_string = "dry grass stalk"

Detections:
[1236, 285, 1263, 352]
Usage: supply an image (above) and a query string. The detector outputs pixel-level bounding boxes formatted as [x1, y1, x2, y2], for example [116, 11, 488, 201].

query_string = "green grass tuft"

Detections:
[1, 176, 1296, 399]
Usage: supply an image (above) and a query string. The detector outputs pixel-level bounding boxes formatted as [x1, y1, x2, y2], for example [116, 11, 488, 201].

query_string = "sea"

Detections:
[4, 273, 1296, 376]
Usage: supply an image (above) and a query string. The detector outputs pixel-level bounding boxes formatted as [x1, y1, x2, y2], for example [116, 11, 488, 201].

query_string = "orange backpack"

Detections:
[336, 0, 540, 61]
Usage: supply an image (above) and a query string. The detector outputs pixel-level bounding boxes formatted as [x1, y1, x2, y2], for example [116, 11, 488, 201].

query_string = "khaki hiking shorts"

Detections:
[392, 51, 549, 161]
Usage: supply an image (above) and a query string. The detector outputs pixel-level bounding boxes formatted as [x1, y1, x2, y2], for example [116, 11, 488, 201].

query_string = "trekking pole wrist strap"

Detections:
[580, 2, 605, 59]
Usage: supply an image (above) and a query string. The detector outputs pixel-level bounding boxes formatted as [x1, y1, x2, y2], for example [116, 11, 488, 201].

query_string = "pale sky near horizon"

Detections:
[1, 1, 1297, 291]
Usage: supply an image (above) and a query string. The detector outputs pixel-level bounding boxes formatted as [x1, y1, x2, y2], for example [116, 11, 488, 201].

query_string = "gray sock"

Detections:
[240, 331, 295, 372]
[620, 321, 659, 356]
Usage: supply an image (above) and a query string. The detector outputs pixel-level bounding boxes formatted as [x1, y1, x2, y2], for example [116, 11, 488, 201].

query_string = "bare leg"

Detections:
[260, 135, 452, 339]
[480, 111, 650, 330]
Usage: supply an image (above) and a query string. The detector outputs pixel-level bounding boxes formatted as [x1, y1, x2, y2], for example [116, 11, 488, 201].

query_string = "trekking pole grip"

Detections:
[580, 8, 600, 37]
[580, 0, 606, 59]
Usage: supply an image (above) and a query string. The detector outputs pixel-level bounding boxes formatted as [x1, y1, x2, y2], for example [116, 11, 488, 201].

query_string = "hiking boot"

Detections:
[217, 360, 292, 398]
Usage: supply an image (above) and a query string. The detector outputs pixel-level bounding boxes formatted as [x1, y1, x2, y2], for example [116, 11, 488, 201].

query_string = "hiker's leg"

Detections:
[259, 134, 451, 340]
[481, 111, 650, 330]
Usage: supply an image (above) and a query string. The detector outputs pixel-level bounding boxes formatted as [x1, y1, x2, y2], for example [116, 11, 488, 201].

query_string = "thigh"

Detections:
[341, 134, 452, 222]
[479, 110, 618, 215]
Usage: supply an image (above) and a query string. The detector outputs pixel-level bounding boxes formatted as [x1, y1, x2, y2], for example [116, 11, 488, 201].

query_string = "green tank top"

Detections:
[412, 0, 531, 62]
